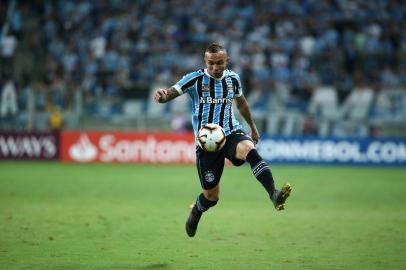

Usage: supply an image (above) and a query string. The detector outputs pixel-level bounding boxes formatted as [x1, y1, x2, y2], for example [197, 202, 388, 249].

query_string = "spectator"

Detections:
[0, 32, 17, 73]
[308, 84, 339, 137]
[49, 107, 64, 131]
[334, 73, 375, 137]
[0, 78, 18, 118]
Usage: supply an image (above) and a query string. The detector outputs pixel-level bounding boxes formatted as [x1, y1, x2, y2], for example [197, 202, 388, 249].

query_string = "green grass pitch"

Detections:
[1, 161, 405, 270]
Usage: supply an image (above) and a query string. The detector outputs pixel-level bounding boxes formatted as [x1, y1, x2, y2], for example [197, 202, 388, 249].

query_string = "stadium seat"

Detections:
[123, 100, 145, 118]
[308, 85, 339, 137]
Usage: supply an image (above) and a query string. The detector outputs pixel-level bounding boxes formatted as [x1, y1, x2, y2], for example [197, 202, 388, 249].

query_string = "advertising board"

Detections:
[61, 131, 196, 163]
[0, 131, 59, 160]
[257, 136, 406, 166]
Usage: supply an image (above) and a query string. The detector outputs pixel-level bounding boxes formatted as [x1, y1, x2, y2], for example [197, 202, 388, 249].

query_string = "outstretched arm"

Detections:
[153, 87, 180, 103]
[235, 95, 260, 144]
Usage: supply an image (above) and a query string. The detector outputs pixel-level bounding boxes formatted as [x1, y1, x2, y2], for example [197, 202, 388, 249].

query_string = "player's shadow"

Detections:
[138, 263, 169, 270]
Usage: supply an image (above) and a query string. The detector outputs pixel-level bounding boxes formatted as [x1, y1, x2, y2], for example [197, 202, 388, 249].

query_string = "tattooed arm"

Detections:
[235, 95, 260, 143]
[153, 87, 180, 103]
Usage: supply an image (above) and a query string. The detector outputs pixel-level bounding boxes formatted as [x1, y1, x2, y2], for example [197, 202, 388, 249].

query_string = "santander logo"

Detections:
[69, 133, 98, 162]
[63, 131, 197, 163]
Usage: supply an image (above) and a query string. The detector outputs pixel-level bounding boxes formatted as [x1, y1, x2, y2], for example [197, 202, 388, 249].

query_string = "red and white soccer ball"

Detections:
[197, 123, 226, 152]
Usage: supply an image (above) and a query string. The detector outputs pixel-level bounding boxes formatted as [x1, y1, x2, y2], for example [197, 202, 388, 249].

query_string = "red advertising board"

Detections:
[61, 131, 196, 163]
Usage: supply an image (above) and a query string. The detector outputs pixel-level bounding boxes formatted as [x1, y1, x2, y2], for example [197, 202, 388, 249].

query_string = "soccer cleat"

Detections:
[185, 204, 202, 237]
[272, 183, 292, 211]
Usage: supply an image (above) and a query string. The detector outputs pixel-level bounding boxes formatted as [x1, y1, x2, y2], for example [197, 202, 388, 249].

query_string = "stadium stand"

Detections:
[0, 0, 405, 137]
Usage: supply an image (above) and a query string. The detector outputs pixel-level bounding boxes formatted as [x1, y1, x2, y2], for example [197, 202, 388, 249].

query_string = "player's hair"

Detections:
[205, 43, 226, 53]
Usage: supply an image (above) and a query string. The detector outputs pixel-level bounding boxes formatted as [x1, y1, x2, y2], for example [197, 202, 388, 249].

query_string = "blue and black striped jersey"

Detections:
[173, 69, 243, 136]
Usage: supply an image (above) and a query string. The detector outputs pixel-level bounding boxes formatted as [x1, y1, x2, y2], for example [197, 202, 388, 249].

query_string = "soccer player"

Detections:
[153, 43, 291, 237]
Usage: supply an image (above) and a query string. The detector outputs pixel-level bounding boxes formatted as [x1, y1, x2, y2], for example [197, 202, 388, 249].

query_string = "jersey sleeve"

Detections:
[172, 70, 203, 95]
[231, 72, 243, 97]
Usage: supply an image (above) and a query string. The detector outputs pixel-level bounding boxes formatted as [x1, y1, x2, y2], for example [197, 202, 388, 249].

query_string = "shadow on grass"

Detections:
[20, 263, 169, 270]
[138, 263, 169, 269]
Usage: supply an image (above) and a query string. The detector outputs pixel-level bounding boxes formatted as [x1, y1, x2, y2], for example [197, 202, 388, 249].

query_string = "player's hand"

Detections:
[153, 88, 168, 103]
[250, 127, 260, 144]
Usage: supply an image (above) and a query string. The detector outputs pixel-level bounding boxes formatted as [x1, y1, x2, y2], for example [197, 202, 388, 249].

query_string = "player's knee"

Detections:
[204, 192, 219, 201]
[203, 188, 220, 201]
[236, 140, 255, 160]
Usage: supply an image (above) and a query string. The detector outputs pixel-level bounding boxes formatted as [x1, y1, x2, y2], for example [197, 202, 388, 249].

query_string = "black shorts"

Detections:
[196, 129, 254, 190]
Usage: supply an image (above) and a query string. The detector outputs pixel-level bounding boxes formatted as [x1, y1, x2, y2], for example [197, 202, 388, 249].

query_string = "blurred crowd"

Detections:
[1, 0, 405, 137]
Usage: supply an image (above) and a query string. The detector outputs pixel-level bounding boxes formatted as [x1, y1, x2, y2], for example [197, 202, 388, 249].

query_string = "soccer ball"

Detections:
[197, 123, 226, 152]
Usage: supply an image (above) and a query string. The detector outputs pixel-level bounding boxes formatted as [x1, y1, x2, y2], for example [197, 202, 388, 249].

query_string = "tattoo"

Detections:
[163, 87, 180, 103]
[235, 96, 256, 129]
